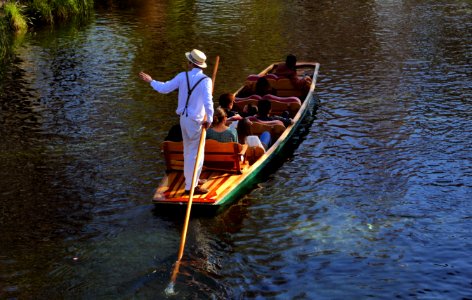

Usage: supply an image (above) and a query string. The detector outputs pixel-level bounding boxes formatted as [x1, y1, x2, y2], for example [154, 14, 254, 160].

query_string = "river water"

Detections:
[1, 1, 471, 299]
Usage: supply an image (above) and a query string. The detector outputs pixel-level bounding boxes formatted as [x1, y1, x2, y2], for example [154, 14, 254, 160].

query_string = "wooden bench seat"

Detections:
[262, 94, 301, 117]
[162, 140, 248, 173]
[267, 77, 305, 97]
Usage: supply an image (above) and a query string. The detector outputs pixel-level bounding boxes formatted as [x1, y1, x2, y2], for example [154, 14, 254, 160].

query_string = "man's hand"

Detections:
[202, 121, 211, 129]
[139, 71, 153, 83]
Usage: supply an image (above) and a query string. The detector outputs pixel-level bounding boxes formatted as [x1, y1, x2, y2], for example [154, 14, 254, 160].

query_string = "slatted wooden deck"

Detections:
[153, 168, 249, 205]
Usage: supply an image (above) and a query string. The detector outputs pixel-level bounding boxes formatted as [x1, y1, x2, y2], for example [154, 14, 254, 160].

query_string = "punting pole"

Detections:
[166, 56, 220, 295]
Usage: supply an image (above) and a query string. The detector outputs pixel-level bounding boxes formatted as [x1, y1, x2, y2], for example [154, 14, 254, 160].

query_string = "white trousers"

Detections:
[180, 115, 205, 190]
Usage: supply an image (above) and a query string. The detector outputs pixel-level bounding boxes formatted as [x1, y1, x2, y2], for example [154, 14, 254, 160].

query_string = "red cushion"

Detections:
[247, 116, 284, 127]
[246, 74, 260, 82]
[265, 73, 279, 80]
[235, 95, 262, 102]
[262, 94, 301, 104]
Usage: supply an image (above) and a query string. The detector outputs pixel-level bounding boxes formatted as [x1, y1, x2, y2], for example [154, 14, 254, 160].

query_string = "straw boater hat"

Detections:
[185, 49, 207, 68]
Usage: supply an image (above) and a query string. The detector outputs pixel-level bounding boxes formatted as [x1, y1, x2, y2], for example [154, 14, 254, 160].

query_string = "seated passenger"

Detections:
[241, 103, 258, 117]
[237, 75, 277, 98]
[237, 117, 271, 150]
[255, 76, 276, 97]
[256, 99, 293, 127]
[274, 54, 297, 78]
[164, 123, 183, 142]
[273, 54, 312, 91]
[218, 93, 242, 122]
[206, 107, 238, 143]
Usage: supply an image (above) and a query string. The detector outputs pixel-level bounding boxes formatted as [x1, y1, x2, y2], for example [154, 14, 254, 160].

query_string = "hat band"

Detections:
[188, 55, 204, 66]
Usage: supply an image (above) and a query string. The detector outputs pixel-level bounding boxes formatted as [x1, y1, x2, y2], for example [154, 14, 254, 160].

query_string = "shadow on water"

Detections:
[112, 200, 254, 299]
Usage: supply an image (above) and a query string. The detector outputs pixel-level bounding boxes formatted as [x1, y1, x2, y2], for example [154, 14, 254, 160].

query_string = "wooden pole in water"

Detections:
[167, 56, 220, 293]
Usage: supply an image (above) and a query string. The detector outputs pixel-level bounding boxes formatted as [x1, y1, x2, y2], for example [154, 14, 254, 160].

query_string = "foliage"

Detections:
[0, 17, 8, 60]
[59, 0, 78, 20]
[3, 2, 28, 31]
[1, 0, 94, 31]
[29, 0, 54, 24]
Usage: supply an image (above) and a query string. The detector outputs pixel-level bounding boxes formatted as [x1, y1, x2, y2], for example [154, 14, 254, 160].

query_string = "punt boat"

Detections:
[153, 61, 320, 211]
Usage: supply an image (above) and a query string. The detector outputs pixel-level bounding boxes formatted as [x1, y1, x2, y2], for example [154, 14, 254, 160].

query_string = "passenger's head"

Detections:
[218, 93, 235, 110]
[244, 103, 258, 116]
[255, 77, 272, 96]
[257, 99, 271, 117]
[285, 54, 297, 70]
[213, 107, 227, 125]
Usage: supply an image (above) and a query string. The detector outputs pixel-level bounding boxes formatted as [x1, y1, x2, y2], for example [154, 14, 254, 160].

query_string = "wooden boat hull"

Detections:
[153, 62, 320, 210]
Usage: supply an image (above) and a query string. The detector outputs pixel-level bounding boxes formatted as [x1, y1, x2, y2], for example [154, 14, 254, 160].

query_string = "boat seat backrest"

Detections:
[203, 140, 248, 173]
[262, 94, 301, 104]
[162, 140, 248, 173]
[235, 94, 262, 101]
[243, 74, 260, 92]
[247, 118, 286, 140]
[244, 74, 304, 98]
[269, 77, 304, 97]
[162, 141, 184, 171]
[233, 96, 260, 113]
[262, 94, 301, 117]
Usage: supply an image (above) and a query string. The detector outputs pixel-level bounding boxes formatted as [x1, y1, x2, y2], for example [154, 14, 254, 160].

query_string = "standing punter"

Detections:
[139, 49, 214, 195]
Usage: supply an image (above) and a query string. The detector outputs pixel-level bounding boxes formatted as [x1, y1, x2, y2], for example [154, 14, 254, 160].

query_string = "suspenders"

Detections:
[182, 71, 208, 117]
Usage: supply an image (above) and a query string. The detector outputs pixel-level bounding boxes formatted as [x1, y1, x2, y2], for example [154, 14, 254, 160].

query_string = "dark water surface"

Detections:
[1, 1, 471, 299]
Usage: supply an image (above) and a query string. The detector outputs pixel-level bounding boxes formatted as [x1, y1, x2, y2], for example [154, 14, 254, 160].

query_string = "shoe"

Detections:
[184, 186, 209, 195]
[198, 179, 207, 185]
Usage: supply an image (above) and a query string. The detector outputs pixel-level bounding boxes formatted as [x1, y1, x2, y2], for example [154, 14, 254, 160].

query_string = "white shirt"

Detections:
[150, 68, 214, 124]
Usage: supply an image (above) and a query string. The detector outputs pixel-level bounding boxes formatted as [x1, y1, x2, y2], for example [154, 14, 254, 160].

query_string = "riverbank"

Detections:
[1, 0, 93, 31]
[0, 0, 94, 61]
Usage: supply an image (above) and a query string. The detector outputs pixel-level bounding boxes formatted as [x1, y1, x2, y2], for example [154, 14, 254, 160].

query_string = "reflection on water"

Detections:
[1, 0, 471, 298]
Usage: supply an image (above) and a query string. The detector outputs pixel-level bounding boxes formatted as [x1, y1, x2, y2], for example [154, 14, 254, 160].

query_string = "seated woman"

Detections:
[218, 93, 242, 120]
[206, 107, 238, 143]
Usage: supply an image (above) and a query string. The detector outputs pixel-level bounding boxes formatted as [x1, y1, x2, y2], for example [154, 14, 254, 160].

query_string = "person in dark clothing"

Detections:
[254, 76, 275, 97]
[256, 99, 293, 127]
[273, 54, 312, 92]
[241, 103, 258, 117]
[274, 54, 297, 78]
[164, 123, 183, 142]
